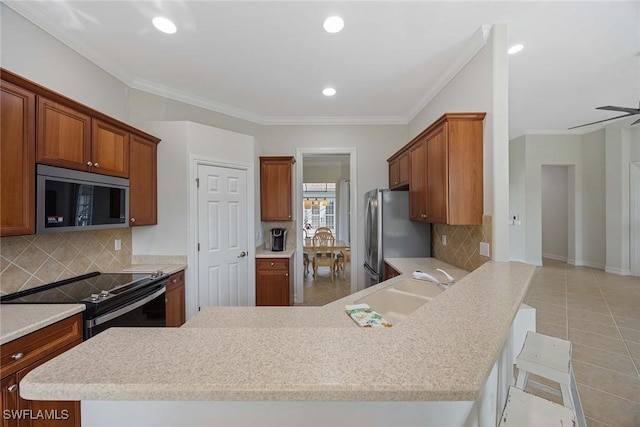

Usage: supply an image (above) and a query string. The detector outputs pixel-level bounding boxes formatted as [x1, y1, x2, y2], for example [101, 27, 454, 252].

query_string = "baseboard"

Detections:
[543, 253, 568, 262]
[605, 266, 631, 276]
[579, 260, 605, 270]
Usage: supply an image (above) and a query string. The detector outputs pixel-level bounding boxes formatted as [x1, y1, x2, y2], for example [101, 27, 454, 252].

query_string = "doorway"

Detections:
[541, 165, 569, 264]
[192, 161, 254, 312]
[295, 148, 357, 305]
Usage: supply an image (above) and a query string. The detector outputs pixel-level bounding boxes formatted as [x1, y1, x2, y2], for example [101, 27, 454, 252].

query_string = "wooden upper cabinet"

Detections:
[396, 112, 485, 225]
[260, 156, 295, 221]
[37, 96, 91, 171]
[91, 119, 130, 178]
[425, 124, 448, 223]
[408, 139, 427, 221]
[388, 150, 409, 190]
[37, 98, 131, 178]
[129, 135, 158, 226]
[1, 80, 36, 236]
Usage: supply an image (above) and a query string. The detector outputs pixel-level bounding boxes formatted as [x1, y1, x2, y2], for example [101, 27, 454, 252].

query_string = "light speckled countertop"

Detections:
[20, 260, 534, 402]
[0, 305, 85, 345]
[255, 247, 295, 258]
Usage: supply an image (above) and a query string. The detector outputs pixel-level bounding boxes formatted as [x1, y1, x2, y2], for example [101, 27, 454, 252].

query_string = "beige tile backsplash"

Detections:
[263, 221, 297, 250]
[0, 228, 132, 296]
[432, 215, 492, 271]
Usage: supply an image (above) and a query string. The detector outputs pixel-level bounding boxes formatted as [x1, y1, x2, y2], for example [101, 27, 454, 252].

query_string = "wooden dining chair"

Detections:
[311, 231, 335, 281]
[315, 227, 333, 235]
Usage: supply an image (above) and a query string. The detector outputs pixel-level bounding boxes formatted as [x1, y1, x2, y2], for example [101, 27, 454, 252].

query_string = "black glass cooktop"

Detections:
[0, 272, 158, 304]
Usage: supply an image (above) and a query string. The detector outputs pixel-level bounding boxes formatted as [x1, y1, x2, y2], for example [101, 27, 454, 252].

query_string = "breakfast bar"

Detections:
[19, 260, 535, 427]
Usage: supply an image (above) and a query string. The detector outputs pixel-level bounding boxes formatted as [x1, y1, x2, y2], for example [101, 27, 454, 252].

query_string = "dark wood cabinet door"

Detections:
[1, 374, 19, 427]
[14, 342, 81, 427]
[256, 258, 291, 306]
[389, 151, 409, 190]
[36, 97, 91, 171]
[129, 135, 158, 226]
[260, 157, 294, 221]
[408, 140, 427, 221]
[91, 119, 129, 178]
[388, 157, 400, 188]
[425, 124, 448, 224]
[1, 80, 35, 236]
[166, 271, 186, 327]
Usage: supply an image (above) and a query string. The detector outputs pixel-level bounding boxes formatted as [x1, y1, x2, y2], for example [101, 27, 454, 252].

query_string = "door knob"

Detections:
[237, 251, 247, 258]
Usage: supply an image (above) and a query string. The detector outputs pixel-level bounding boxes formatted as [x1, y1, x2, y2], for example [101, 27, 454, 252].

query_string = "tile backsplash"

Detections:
[0, 228, 132, 296]
[432, 215, 492, 271]
[262, 221, 297, 250]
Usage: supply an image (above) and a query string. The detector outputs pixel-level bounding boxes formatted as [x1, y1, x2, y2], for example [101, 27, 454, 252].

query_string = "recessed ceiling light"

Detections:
[323, 16, 344, 33]
[152, 17, 177, 34]
[508, 44, 524, 55]
[322, 88, 336, 96]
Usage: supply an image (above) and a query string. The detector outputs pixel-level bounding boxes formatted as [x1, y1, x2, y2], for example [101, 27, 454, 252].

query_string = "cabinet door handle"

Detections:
[172, 279, 178, 283]
[87, 161, 93, 167]
[270, 262, 274, 266]
[285, 273, 289, 276]
[11, 352, 24, 360]
[94, 162, 100, 168]
[130, 218, 136, 223]
[7, 384, 18, 393]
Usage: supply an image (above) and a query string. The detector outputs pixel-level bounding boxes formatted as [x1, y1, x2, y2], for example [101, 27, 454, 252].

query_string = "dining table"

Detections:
[303, 238, 350, 277]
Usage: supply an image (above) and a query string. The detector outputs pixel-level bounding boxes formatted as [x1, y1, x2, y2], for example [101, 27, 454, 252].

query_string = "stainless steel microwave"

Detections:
[36, 165, 129, 233]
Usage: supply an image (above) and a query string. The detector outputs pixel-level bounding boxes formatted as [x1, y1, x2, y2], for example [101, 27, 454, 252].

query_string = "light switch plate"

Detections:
[479, 242, 490, 257]
[114, 239, 122, 251]
[441, 235, 447, 246]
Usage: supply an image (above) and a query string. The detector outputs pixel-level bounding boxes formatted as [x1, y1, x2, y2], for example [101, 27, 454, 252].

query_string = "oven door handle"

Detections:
[86, 286, 166, 328]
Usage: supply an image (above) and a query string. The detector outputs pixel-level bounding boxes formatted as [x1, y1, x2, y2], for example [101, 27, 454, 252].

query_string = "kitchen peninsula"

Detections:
[20, 260, 535, 427]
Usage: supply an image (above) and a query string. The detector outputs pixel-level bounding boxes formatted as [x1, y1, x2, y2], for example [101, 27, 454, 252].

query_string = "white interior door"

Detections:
[197, 164, 250, 307]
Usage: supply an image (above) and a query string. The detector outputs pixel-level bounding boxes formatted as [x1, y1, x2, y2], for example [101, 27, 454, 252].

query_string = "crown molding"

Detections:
[261, 115, 409, 126]
[130, 78, 266, 125]
[407, 25, 491, 122]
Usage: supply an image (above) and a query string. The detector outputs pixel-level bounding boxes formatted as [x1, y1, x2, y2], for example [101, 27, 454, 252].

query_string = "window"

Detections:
[303, 183, 336, 235]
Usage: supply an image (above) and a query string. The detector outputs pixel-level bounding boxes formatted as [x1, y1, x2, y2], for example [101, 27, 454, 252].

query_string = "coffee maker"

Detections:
[270, 228, 287, 251]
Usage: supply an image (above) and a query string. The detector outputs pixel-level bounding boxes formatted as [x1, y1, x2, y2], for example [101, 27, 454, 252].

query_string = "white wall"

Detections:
[132, 121, 255, 255]
[509, 136, 526, 262]
[605, 126, 633, 275]
[407, 24, 509, 261]
[0, 4, 129, 121]
[541, 166, 568, 261]
[509, 129, 608, 269]
[582, 129, 606, 267]
[303, 164, 348, 183]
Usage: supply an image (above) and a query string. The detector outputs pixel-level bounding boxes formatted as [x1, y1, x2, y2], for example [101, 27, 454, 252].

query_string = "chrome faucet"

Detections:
[436, 268, 455, 285]
[413, 271, 448, 291]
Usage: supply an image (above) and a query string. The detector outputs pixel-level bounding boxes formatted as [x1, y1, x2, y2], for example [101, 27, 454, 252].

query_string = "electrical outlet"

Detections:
[114, 239, 122, 251]
[479, 242, 490, 257]
[441, 235, 447, 246]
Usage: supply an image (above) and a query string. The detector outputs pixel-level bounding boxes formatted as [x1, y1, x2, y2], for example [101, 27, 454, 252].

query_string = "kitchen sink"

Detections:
[388, 279, 443, 298]
[354, 279, 443, 323]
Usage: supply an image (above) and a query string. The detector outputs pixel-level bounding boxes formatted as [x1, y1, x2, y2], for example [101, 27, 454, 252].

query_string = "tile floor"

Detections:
[296, 257, 640, 426]
[295, 262, 351, 306]
[524, 259, 640, 427]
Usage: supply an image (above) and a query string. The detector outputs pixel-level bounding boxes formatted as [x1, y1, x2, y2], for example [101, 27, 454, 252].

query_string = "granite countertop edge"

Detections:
[19, 259, 535, 402]
[0, 304, 86, 346]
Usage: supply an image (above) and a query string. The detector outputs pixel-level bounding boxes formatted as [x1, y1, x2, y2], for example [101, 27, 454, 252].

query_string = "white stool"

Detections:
[499, 386, 576, 427]
[515, 331, 586, 427]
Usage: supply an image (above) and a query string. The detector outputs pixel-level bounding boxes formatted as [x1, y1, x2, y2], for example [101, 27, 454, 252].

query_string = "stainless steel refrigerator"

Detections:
[364, 189, 431, 287]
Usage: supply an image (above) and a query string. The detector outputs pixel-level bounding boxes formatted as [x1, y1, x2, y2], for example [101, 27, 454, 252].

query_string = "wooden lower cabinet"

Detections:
[165, 270, 186, 327]
[1, 314, 82, 427]
[256, 257, 293, 306]
[384, 262, 401, 281]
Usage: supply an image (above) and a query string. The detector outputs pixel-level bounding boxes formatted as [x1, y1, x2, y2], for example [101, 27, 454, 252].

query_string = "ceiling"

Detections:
[5, 1, 640, 138]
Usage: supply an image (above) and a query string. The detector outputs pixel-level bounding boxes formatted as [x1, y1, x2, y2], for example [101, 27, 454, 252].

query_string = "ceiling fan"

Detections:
[569, 101, 640, 129]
